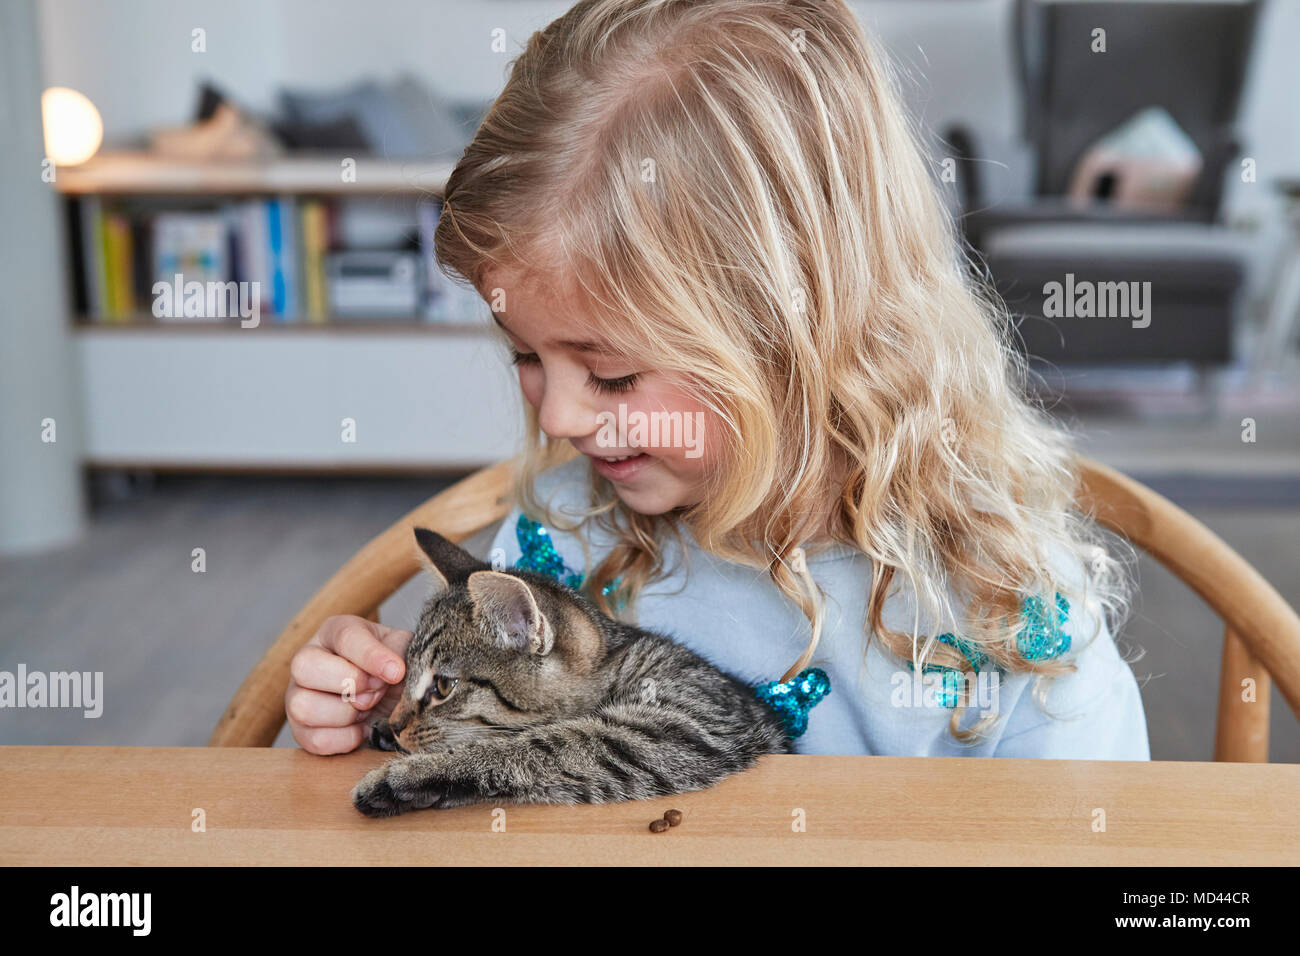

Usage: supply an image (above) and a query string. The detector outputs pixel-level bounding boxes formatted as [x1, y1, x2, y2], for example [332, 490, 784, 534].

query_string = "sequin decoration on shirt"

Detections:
[755, 668, 831, 739]
[513, 514, 624, 607]
[908, 593, 1072, 707]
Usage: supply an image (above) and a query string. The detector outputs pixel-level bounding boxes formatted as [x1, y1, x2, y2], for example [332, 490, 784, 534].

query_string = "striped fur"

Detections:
[351, 528, 792, 817]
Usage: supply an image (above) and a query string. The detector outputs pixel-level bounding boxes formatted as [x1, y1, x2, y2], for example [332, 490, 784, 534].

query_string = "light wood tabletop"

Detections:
[1, 747, 1296, 865]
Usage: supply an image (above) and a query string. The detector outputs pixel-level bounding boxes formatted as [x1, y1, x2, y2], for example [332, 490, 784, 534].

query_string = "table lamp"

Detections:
[41, 86, 103, 166]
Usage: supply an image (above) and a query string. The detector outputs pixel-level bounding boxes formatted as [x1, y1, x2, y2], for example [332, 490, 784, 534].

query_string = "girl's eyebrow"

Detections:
[490, 311, 617, 355]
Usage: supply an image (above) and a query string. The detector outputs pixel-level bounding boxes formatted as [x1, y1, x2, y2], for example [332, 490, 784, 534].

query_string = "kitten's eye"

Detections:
[418, 674, 459, 708]
[430, 675, 459, 702]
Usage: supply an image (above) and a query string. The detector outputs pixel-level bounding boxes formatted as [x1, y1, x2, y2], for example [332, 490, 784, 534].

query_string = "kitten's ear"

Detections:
[466, 571, 554, 656]
[413, 527, 486, 598]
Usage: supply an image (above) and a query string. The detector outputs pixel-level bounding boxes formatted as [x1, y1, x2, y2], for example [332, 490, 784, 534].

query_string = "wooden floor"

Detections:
[1, 467, 1297, 761]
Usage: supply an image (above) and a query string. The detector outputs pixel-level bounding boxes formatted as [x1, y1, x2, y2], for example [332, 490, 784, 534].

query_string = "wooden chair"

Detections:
[210, 446, 1300, 761]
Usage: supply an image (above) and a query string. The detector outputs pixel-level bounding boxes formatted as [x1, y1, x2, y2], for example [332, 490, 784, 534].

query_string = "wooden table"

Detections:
[1, 747, 1296, 865]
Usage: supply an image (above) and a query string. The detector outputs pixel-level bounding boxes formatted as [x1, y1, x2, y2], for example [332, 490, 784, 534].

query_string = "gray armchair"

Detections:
[950, 0, 1263, 368]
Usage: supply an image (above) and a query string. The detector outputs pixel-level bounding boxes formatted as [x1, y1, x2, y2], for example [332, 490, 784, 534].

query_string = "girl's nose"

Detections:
[536, 373, 599, 440]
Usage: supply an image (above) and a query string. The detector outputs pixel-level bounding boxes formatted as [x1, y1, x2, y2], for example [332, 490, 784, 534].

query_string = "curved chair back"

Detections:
[210, 449, 1300, 760]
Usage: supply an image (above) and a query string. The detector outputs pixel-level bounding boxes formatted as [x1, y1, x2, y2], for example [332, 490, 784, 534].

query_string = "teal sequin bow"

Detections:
[512, 514, 829, 738]
[910, 592, 1072, 707]
[514, 514, 623, 606]
[755, 668, 831, 739]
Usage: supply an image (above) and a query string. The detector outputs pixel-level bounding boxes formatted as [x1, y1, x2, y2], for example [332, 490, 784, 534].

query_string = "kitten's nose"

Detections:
[383, 711, 412, 753]
[388, 701, 409, 734]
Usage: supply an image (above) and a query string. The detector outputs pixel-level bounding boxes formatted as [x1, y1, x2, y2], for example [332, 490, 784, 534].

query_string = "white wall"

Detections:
[0, 0, 87, 553]
[36, 0, 1022, 143]
[37, 0, 568, 142]
[36, 0, 1299, 284]
[1220, 0, 1300, 230]
[39, 0, 1295, 186]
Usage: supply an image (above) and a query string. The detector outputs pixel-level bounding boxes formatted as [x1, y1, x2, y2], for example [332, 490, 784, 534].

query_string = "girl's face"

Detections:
[481, 269, 719, 516]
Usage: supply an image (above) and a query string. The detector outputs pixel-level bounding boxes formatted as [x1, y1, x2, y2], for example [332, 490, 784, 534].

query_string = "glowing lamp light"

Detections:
[41, 87, 103, 166]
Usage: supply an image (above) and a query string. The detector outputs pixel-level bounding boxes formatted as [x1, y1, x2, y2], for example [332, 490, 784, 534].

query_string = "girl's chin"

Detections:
[614, 492, 676, 516]
[612, 478, 704, 516]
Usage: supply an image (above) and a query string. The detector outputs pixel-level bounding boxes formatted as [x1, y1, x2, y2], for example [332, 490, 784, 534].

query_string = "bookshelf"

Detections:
[57, 153, 521, 471]
[54, 152, 457, 196]
[70, 315, 487, 333]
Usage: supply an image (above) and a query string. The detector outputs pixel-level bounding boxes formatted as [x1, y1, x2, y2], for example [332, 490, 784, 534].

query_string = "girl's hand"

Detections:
[285, 615, 412, 755]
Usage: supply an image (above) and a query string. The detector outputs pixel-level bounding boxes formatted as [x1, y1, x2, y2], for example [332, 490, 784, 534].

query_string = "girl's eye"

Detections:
[508, 347, 540, 367]
[509, 346, 639, 395]
[587, 371, 640, 395]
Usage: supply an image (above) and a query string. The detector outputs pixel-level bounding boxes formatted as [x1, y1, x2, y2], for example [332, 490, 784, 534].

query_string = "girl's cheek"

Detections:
[638, 395, 715, 467]
[664, 414, 715, 471]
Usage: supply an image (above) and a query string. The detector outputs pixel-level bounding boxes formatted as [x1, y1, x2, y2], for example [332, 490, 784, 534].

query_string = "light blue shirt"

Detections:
[487, 456, 1150, 760]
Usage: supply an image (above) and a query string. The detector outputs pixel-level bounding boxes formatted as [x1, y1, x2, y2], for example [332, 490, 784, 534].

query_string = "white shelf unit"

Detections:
[59, 154, 521, 471]
[55, 152, 457, 196]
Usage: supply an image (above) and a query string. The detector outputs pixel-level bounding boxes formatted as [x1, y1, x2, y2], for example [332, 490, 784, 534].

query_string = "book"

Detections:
[326, 250, 420, 318]
[130, 216, 152, 313]
[67, 199, 89, 316]
[300, 200, 330, 322]
[417, 198, 486, 323]
[96, 202, 113, 320]
[150, 212, 228, 320]
[235, 200, 272, 318]
[104, 211, 135, 318]
[417, 199, 441, 321]
[78, 196, 106, 320]
[267, 198, 286, 318]
[280, 197, 300, 320]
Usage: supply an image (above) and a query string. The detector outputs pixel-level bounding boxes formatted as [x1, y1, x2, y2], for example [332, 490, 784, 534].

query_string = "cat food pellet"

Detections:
[649, 818, 670, 833]
[664, 809, 683, 826]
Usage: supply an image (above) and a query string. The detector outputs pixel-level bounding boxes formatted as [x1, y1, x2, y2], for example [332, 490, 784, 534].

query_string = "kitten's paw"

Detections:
[351, 759, 451, 817]
[351, 764, 408, 817]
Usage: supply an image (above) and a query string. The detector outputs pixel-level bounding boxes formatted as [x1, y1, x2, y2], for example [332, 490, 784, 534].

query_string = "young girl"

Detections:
[286, 0, 1148, 759]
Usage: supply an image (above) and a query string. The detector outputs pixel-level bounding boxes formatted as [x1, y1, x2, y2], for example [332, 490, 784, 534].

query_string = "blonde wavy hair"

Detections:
[434, 0, 1136, 740]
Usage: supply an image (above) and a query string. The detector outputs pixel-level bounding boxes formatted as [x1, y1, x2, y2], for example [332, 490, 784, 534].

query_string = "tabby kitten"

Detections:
[351, 527, 793, 817]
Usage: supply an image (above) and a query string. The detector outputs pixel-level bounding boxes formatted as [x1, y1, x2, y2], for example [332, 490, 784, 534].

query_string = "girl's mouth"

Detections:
[588, 452, 653, 482]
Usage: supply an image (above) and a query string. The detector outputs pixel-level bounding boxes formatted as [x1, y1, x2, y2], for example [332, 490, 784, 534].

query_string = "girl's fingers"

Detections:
[317, 617, 407, 687]
[377, 624, 415, 659]
[289, 720, 367, 756]
[285, 683, 380, 732]
[289, 644, 383, 700]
